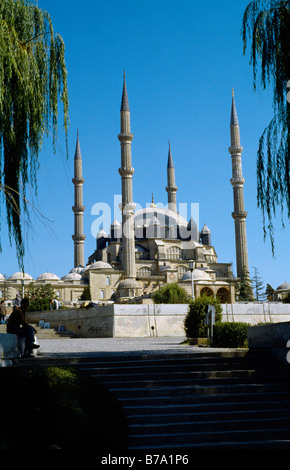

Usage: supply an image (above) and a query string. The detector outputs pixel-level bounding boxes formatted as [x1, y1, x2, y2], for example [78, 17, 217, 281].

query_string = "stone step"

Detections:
[125, 398, 290, 417]
[97, 372, 290, 388]
[0, 323, 76, 339]
[75, 350, 290, 449]
[127, 427, 290, 449]
[100, 381, 290, 399]
[128, 407, 290, 425]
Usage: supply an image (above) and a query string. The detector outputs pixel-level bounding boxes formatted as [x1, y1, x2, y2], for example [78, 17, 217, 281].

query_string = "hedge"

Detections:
[213, 322, 250, 348]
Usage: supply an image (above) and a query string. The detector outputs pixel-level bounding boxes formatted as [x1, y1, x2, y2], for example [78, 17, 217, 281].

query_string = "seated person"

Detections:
[7, 298, 40, 358]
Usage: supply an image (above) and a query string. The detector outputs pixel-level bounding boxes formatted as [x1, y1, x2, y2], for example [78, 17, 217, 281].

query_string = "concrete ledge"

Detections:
[0, 333, 25, 360]
[247, 322, 290, 367]
[247, 321, 290, 349]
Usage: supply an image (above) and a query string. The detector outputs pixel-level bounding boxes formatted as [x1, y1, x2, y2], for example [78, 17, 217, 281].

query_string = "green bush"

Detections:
[0, 366, 128, 449]
[152, 283, 190, 304]
[27, 297, 50, 312]
[213, 322, 250, 348]
[184, 295, 222, 338]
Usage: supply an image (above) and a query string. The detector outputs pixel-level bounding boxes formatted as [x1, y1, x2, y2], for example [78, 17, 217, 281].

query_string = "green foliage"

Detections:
[24, 282, 56, 311]
[152, 283, 191, 304]
[242, 1, 290, 252]
[0, 0, 69, 269]
[184, 295, 222, 338]
[236, 269, 255, 301]
[79, 285, 92, 301]
[0, 366, 128, 449]
[283, 292, 290, 303]
[252, 266, 266, 301]
[213, 322, 250, 348]
[265, 283, 275, 300]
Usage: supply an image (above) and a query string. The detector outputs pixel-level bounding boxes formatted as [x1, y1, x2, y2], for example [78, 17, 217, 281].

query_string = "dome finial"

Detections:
[151, 193, 156, 207]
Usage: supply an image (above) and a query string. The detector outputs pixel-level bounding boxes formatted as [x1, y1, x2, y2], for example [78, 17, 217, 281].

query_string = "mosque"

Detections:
[1, 77, 275, 306]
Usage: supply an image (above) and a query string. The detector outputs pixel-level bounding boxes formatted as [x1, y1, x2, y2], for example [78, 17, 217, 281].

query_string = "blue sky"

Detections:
[0, 0, 289, 292]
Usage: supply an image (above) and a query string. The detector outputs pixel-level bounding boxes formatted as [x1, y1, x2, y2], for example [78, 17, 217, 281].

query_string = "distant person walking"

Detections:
[7, 298, 39, 358]
[0, 300, 7, 323]
[13, 292, 21, 311]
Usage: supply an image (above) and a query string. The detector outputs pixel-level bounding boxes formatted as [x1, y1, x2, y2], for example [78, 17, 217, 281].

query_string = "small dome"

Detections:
[276, 282, 290, 291]
[9, 272, 33, 281]
[0, 274, 5, 280]
[180, 268, 212, 282]
[118, 278, 141, 289]
[69, 265, 85, 274]
[62, 272, 82, 281]
[89, 261, 112, 270]
[36, 272, 60, 281]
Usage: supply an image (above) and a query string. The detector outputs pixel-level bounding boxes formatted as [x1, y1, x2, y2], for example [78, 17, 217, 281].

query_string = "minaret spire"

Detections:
[166, 140, 177, 212]
[72, 131, 86, 267]
[117, 73, 140, 299]
[229, 90, 250, 278]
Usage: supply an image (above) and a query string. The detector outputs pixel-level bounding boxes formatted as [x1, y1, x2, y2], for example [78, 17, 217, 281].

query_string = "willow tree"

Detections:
[242, 0, 290, 253]
[0, 0, 69, 269]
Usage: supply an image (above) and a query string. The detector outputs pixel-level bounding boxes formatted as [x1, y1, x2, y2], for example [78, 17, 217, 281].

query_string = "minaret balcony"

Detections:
[118, 132, 133, 143]
[119, 166, 135, 177]
[232, 211, 248, 220]
[230, 177, 245, 187]
[229, 145, 243, 155]
[72, 234, 86, 241]
[72, 205, 85, 213]
[166, 185, 178, 193]
[72, 177, 85, 185]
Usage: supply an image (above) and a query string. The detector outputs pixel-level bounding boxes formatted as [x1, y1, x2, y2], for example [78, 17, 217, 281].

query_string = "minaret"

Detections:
[166, 140, 177, 212]
[117, 73, 140, 297]
[229, 90, 250, 278]
[72, 131, 86, 267]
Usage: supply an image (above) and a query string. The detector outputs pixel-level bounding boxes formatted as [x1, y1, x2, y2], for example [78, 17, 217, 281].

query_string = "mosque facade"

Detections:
[2, 78, 280, 306]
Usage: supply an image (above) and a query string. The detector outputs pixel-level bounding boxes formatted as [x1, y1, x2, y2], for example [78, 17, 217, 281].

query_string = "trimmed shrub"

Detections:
[184, 295, 222, 338]
[213, 322, 250, 348]
[153, 283, 190, 304]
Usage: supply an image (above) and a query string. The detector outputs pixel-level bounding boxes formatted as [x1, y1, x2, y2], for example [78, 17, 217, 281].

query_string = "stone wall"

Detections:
[26, 302, 290, 338]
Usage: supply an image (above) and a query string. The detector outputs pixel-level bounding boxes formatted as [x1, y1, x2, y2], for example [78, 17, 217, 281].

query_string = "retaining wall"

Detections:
[26, 302, 290, 338]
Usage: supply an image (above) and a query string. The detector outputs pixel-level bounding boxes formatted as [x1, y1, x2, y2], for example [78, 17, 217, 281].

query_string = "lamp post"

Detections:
[188, 260, 195, 301]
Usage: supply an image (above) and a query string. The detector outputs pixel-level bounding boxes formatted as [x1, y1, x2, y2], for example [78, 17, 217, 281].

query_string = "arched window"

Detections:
[106, 277, 110, 286]
[217, 287, 230, 303]
[166, 246, 182, 260]
[177, 265, 187, 279]
[200, 287, 214, 297]
[138, 266, 152, 277]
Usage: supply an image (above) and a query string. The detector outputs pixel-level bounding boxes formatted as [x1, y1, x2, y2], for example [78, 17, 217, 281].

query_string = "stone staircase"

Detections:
[0, 323, 76, 339]
[77, 350, 290, 449]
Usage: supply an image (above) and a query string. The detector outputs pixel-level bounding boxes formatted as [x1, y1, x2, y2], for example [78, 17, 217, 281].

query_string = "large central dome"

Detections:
[134, 206, 198, 241]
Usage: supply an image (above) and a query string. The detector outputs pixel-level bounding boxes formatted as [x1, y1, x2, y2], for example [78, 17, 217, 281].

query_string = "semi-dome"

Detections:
[276, 281, 290, 291]
[8, 272, 33, 281]
[180, 268, 212, 282]
[36, 272, 60, 281]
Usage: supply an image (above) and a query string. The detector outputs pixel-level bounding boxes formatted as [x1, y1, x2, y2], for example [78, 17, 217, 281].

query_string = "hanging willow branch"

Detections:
[242, 0, 290, 254]
[0, 0, 69, 270]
